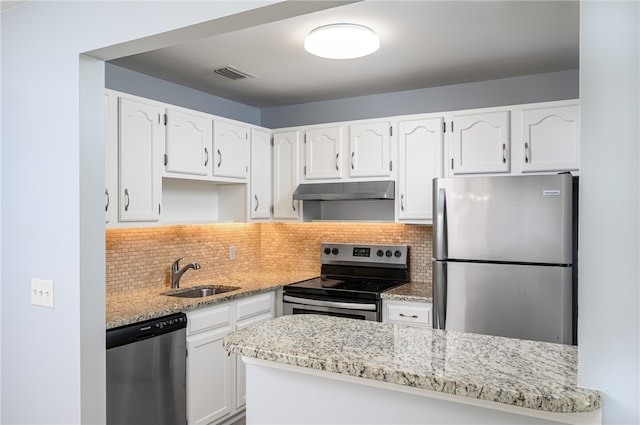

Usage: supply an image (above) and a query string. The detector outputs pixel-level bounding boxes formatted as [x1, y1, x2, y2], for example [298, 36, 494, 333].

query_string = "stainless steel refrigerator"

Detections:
[432, 174, 578, 344]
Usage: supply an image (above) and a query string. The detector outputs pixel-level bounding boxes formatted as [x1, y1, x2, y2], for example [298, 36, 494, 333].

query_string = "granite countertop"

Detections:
[223, 314, 601, 414]
[382, 280, 432, 302]
[106, 271, 317, 329]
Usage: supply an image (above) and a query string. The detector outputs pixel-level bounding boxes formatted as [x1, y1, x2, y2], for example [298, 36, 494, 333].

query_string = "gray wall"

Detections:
[106, 63, 262, 126]
[261, 69, 579, 128]
[106, 63, 578, 130]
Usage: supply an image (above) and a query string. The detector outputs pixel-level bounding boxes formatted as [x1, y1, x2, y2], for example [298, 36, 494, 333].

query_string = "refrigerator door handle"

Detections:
[435, 187, 447, 259]
[433, 261, 447, 330]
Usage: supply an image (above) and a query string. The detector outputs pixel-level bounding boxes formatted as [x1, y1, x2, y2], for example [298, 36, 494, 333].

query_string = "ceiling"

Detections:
[108, 1, 579, 109]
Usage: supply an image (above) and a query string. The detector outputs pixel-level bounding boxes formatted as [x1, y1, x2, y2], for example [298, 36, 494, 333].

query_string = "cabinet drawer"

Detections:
[385, 302, 432, 326]
[236, 292, 274, 321]
[187, 304, 233, 336]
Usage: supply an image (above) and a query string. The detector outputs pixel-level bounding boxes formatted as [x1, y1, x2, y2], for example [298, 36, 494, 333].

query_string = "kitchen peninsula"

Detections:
[224, 315, 602, 425]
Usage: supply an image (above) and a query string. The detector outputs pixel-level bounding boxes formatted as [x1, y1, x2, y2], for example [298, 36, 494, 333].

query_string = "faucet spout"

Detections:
[171, 258, 201, 289]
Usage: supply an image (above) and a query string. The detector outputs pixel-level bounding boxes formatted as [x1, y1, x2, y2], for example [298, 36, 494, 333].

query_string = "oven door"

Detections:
[283, 295, 379, 321]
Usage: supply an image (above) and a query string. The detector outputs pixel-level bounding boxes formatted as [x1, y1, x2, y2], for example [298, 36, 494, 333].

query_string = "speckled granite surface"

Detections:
[224, 315, 600, 414]
[106, 272, 316, 329]
[382, 281, 432, 302]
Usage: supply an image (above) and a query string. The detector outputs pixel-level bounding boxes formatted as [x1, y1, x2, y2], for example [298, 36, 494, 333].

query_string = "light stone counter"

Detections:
[106, 271, 316, 329]
[224, 315, 600, 418]
[382, 280, 432, 302]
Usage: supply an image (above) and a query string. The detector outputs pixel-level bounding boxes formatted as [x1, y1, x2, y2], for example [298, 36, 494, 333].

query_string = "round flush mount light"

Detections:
[304, 23, 380, 59]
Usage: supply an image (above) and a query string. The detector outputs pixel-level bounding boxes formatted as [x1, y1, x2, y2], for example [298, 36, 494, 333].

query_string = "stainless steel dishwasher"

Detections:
[106, 312, 187, 425]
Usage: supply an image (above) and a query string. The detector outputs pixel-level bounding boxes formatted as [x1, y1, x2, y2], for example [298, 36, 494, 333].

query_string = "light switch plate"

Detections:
[31, 278, 55, 308]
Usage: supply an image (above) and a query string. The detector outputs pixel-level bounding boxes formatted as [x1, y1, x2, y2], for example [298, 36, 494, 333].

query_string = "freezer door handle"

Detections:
[433, 261, 447, 329]
[435, 187, 447, 259]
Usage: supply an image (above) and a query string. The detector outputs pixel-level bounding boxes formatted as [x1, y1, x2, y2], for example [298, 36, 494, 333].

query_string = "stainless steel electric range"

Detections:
[283, 242, 409, 321]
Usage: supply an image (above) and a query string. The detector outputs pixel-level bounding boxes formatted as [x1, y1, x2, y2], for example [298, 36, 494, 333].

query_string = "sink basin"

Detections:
[162, 285, 240, 298]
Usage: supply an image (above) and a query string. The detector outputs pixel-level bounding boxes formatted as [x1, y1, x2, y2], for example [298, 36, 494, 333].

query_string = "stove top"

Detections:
[296, 277, 405, 293]
[284, 243, 409, 301]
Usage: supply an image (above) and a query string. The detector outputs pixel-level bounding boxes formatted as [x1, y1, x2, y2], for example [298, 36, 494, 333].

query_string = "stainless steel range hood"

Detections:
[292, 180, 395, 201]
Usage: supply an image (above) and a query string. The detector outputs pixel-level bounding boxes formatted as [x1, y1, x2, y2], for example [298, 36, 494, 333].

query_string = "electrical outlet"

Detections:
[229, 246, 236, 260]
[31, 278, 55, 308]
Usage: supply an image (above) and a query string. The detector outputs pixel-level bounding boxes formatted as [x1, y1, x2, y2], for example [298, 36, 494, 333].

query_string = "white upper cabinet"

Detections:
[118, 96, 162, 222]
[105, 92, 118, 224]
[397, 116, 444, 223]
[272, 130, 300, 220]
[250, 128, 272, 220]
[518, 102, 580, 173]
[303, 126, 343, 180]
[213, 120, 249, 180]
[349, 121, 392, 178]
[449, 110, 511, 175]
[164, 108, 212, 177]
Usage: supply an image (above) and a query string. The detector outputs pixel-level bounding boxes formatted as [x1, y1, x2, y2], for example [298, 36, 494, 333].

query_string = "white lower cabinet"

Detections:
[382, 299, 433, 327]
[186, 291, 275, 424]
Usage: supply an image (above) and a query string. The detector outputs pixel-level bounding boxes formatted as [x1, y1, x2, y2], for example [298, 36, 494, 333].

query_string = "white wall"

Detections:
[0, 2, 280, 423]
[578, 2, 640, 425]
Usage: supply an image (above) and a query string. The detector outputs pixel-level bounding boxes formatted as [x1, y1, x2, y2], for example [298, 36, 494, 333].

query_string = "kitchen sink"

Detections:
[162, 285, 240, 298]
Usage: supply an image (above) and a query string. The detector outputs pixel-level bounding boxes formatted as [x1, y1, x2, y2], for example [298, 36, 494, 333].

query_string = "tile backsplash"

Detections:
[106, 223, 431, 296]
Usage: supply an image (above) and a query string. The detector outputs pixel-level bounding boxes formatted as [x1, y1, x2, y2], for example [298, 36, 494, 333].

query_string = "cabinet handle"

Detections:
[502, 143, 507, 164]
[105, 189, 109, 212]
[292, 199, 296, 212]
[217, 149, 222, 168]
[400, 194, 405, 211]
[204, 147, 209, 167]
[124, 188, 130, 212]
[524, 142, 530, 163]
[399, 313, 419, 319]
[351, 152, 355, 170]
[336, 153, 340, 171]
[254, 194, 259, 212]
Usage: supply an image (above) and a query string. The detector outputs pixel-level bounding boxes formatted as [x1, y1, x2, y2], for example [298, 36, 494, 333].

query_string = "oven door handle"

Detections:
[283, 295, 377, 311]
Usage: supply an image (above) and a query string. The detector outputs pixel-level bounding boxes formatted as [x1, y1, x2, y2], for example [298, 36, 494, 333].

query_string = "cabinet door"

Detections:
[250, 128, 272, 220]
[520, 104, 579, 173]
[349, 122, 392, 177]
[165, 108, 211, 176]
[105, 92, 118, 224]
[213, 120, 249, 179]
[235, 312, 274, 410]
[397, 117, 444, 222]
[304, 126, 343, 180]
[187, 325, 233, 425]
[118, 97, 162, 222]
[272, 131, 300, 220]
[450, 110, 510, 175]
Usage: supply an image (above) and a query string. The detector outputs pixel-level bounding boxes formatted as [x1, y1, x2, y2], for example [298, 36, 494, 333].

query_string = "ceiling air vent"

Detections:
[212, 65, 255, 81]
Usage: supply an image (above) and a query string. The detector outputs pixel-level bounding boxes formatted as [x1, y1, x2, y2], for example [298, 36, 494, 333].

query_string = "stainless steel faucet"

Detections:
[171, 258, 201, 289]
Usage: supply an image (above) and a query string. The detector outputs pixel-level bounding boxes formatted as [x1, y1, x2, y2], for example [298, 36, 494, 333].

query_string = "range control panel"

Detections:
[320, 243, 408, 266]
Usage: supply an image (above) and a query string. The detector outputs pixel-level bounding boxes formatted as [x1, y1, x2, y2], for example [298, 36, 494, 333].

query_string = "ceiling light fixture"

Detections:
[304, 23, 380, 59]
